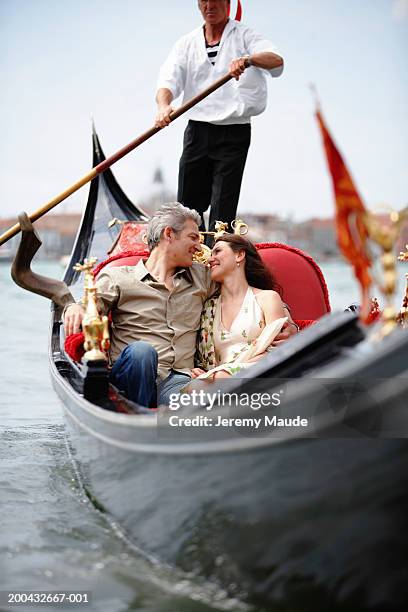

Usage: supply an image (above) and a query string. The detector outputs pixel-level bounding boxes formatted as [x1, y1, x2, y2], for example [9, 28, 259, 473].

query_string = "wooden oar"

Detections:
[0, 72, 233, 246]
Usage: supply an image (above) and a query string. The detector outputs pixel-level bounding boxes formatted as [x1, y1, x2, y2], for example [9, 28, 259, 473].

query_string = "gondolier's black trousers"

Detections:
[178, 120, 251, 233]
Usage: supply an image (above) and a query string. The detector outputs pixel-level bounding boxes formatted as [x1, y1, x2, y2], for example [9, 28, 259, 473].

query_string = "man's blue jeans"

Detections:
[110, 341, 191, 407]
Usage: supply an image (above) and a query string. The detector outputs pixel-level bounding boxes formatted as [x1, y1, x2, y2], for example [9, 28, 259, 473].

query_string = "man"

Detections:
[64, 203, 296, 408]
[64, 203, 207, 407]
[155, 0, 284, 233]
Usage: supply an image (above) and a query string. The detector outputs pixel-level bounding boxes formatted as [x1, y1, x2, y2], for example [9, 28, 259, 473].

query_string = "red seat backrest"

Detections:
[65, 243, 330, 363]
[95, 243, 330, 321]
[93, 248, 149, 278]
[257, 243, 330, 320]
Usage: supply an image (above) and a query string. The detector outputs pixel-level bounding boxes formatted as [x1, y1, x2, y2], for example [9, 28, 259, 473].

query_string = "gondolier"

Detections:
[155, 0, 284, 233]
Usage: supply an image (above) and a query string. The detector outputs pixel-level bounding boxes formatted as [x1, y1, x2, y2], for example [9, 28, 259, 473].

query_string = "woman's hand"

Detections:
[213, 370, 232, 380]
[191, 367, 207, 378]
[246, 353, 265, 363]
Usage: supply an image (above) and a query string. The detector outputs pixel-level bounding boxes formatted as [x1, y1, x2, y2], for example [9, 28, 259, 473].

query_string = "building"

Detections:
[0, 214, 82, 259]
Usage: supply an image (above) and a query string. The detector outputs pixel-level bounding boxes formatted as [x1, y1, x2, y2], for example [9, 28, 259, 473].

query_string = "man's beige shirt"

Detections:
[93, 260, 212, 379]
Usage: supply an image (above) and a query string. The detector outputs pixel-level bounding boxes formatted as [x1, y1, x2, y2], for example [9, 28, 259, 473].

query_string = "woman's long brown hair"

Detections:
[214, 234, 282, 295]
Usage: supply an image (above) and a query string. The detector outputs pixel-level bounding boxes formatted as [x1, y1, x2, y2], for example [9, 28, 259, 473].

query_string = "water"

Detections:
[1, 262, 254, 612]
[0, 259, 400, 611]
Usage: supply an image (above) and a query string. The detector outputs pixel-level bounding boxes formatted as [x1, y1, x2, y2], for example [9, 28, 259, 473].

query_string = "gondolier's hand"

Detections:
[229, 56, 251, 80]
[64, 303, 85, 336]
[155, 104, 173, 128]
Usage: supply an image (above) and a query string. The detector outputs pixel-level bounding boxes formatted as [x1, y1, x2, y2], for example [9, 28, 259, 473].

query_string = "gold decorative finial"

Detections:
[213, 220, 229, 238]
[73, 258, 110, 362]
[108, 218, 125, 228]
[363, 206, 408, 338]
[192, 219, 250, 264]
[397, 244, 408, 328]
[398, 245, 408, 262]
[192, 234, 212, 265]
[231, 219, 249, 236]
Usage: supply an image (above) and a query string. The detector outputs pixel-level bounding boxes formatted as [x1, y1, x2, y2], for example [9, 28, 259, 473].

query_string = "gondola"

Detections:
[9, 128, 408, 611]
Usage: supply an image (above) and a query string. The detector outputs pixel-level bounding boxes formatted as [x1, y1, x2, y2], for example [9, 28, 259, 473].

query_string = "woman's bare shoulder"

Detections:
[251, 288, 282, 302]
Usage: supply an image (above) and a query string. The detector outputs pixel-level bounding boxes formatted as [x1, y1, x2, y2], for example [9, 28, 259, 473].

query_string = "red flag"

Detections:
[315, 108, 372, 319]
[228, 0, 243, 21]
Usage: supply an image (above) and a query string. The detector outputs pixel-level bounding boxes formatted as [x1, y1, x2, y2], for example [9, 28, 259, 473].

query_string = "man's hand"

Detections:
[155, 104, 173, 128]
[271, 320, 299, 347]
[64, 303, 85, 336]
[191, 367, 207, 378]
[229, 56, 250, 80]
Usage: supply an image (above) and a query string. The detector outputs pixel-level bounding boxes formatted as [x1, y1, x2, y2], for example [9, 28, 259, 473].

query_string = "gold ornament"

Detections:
[108, 218, 125, 228]
[231, 219, 249, 236]
[363, 206, 408, 338]
[397, 244, 408, 328]
[73, 258, 110, 362]
[192, 219, 250, 264]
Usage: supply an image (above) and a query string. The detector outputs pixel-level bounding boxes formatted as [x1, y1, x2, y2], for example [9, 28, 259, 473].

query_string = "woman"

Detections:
[192, 234, 288, 381]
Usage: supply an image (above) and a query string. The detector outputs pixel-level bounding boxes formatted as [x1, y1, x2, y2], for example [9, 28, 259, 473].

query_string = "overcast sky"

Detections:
[1, 0, 407, 223]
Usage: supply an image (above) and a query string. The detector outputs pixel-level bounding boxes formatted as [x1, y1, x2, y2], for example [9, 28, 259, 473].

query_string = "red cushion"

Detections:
[93, 249, 148, 277]
[94, 244, 330, 321]
[108, 222, 148, 256]
[64, 332, 86, 362]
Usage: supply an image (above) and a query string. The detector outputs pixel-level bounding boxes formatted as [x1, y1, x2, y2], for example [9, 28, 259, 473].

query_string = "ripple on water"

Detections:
[1, 413, 253, 610]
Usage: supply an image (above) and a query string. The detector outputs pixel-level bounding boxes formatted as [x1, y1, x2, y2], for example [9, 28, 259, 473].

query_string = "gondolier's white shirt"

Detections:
[157, 19, 283, 125]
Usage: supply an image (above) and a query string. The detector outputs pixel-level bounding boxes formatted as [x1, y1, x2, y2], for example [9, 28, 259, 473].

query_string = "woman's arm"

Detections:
[254, 289, 286, 324]
[255, 290, 299, 343]
[253, 290, 297, 349]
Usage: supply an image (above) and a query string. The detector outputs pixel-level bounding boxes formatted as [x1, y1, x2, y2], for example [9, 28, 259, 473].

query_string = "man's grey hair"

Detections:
[146, 202, 201, 251]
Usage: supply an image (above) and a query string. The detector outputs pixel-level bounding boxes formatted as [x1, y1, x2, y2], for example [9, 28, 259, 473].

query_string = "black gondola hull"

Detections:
[54, 362, 408, 610]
